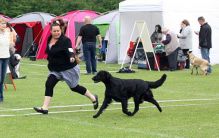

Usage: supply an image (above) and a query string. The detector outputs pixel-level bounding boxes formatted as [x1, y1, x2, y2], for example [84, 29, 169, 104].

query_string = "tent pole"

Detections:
[121, 21, 137, 69]
[23, 28, 43, 57]
[129, 22, 146, 70]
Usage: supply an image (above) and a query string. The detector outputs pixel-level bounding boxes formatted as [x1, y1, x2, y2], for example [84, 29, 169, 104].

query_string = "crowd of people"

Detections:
[149, 16, 212, 72]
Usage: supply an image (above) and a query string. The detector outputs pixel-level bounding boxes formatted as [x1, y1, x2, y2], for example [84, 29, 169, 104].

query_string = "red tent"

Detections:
[9, 12, 56, 56]
[36, 10, 100, 59]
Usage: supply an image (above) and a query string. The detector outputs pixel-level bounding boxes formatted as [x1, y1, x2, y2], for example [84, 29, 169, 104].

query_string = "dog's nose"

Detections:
[92, 76, 95, 80]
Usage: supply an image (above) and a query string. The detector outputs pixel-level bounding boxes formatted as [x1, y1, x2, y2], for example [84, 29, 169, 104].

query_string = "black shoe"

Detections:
[33, 107, 48, 114]
[93, 95, 99, 110]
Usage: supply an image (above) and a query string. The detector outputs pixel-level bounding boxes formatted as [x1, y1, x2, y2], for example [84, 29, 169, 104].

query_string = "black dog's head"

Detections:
[92, 70, 112, 83]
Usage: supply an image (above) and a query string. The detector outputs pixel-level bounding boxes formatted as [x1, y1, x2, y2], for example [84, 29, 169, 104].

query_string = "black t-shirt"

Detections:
[79, 24, 100, 43]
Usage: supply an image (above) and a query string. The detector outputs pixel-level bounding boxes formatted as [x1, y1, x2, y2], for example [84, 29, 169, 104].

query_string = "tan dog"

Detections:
[188, 52, 209, 75]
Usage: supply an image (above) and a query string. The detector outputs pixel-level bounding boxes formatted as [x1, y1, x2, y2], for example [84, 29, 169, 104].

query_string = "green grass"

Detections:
[1, 59, 219, 138]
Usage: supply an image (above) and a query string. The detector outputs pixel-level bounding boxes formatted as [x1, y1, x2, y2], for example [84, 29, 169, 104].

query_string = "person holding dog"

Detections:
[75, 16, 102, 75]
[177, 19, 193, 69]
[195, 16, 212, 74]
[33, 19, 98, 114]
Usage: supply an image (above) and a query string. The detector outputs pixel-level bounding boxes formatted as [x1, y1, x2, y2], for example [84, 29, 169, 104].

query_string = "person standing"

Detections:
[75, 16, 102, 75]
[150, 24, 162, 44]
[0, 18, 14, 102]
[162, 28, 180, 71]
[33, 19, 98, 114]
[195, 16, 212, 73]
[177, 19, 193, 69]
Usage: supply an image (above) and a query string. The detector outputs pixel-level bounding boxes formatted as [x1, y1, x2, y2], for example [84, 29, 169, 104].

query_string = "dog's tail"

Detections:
[147, 74, 167, 89]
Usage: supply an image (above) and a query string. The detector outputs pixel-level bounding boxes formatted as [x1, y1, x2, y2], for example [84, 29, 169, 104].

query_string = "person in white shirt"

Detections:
[177, 19, 193, 69]
[0, 18, 14, 102]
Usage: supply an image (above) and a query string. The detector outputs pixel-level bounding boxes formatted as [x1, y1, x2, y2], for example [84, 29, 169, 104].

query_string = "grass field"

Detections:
[1, 59, 219, 138]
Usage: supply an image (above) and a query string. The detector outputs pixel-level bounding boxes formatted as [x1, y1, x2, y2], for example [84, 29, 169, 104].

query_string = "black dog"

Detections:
[92, 71, 167, 118]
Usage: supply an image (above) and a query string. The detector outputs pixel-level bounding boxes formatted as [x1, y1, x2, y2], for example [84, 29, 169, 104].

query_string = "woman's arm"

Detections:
[162, 34, 171, 45]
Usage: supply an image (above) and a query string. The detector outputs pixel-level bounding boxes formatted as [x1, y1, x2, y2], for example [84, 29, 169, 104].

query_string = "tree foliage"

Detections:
[0, 0, 123, 17]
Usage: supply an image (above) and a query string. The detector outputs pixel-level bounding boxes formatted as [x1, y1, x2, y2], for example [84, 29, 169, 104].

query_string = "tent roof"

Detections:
[57, 10, 100, 22]
[119, 0, 163, 12]
[36, 10, 100, 59]
[9, 12, 56, 28]
[93, 10, 119, 25]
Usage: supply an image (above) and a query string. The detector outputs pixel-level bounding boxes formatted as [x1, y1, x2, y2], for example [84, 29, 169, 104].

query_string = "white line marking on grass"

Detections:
[47, 117, 177, 138]
[21, 63, 47, 67]
[0, 103, 218, 118]
[158, 98, 219, 103]
[22, 62, 120, 69]
[0, 114, 16, 117]
[0, 98, 218, 112]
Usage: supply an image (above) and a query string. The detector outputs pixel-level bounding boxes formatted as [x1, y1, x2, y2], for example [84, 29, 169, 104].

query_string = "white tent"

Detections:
[119, 0, 163, 63]
[93, 10, 120, 63]
[119, 0, 219, 64]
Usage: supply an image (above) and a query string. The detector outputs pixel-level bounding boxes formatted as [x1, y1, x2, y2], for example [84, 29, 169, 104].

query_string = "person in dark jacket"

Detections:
[150, 24, 162, 44]
[33, 19, 98, 114]
[195, 16, 212, 73]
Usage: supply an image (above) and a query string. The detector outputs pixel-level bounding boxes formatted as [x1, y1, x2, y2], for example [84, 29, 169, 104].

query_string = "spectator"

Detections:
[75, 16, 102, 75]
[162, 28, 180, 71]
[150, 24, 162, 44]
[0, 18, 15, 102]
[177, 19, 193, 69]
[33, 19, 98, 114]
[195, 16, 212, 73]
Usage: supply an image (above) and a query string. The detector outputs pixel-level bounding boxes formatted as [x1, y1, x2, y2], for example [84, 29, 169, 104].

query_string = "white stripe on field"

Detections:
[0, 98, 218, 112]
[21, 63, 46, 67]
[21, 62, 119, 70]
[0, 103, 218, 118]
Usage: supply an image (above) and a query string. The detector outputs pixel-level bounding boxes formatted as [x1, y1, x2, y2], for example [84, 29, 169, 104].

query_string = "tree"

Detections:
[0, 0, 123, 17]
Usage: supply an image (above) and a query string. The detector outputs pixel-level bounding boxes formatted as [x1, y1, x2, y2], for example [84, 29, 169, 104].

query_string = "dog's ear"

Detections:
[104, 71, 112, 81]
[188, 51, 192, 54]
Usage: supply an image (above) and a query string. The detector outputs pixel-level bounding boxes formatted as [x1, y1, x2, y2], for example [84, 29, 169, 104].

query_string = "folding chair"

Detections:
[4, 72, 16, 91]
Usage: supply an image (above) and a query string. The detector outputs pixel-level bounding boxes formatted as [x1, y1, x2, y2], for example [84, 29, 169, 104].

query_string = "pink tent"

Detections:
[36, 10, 100, 59]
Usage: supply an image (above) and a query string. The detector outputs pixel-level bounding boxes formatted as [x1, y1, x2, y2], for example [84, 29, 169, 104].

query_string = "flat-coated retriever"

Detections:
[92, 70, 167, 118]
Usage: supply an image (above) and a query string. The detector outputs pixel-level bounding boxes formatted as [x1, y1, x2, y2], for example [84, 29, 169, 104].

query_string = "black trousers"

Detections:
[167, 48, 179, 71]
[182, 49, 190, 69]
[45, 74, 86, 97]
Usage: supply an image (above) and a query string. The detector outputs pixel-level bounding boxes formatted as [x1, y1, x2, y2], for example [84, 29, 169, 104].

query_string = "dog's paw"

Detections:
[158, 108, 162, 112]
[93, 114, 99, 118]
[126, 111, 133, 116]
